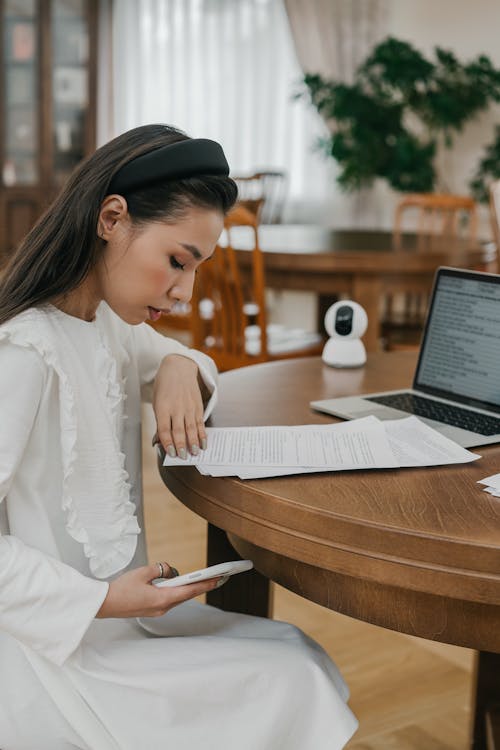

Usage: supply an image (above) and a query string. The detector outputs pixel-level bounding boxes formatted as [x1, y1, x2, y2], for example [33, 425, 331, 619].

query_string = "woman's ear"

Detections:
[97, 195, 129, 240]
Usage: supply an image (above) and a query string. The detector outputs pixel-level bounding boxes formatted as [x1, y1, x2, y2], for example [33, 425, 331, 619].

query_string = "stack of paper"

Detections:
[478, 473, 500, 497]
[162, 415, 480, 479]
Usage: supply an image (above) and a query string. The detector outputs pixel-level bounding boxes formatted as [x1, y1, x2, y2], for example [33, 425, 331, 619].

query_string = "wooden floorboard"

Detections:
[142, 404, 474, 749]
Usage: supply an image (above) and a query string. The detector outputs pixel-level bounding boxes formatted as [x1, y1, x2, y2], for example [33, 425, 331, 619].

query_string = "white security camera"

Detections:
[322, 300, 368, 368]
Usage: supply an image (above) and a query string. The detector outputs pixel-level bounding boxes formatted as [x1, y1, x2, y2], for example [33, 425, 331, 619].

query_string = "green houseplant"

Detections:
[470, 125, 500, 202]
[301, 37, 500, 200]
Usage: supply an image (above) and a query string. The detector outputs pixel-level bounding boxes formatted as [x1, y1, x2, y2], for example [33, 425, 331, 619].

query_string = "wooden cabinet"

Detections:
[0, 0, 97, 264]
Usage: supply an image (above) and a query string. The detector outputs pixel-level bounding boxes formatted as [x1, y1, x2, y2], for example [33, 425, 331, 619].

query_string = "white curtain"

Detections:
[284, 0, 387, 83]
[110, 0, 334, 218]
[97, 0, 114, 144]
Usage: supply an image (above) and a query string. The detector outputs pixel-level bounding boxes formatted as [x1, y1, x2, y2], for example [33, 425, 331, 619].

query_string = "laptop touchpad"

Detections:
[357, 404, 410, 420]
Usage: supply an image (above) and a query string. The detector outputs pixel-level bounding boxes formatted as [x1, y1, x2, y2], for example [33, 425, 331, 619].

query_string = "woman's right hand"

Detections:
[96, 563, 222, 619]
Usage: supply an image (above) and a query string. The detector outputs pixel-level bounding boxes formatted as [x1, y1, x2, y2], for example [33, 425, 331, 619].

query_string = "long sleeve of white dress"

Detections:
[0, 344, 109, 666]
[0, 313, 218, 667]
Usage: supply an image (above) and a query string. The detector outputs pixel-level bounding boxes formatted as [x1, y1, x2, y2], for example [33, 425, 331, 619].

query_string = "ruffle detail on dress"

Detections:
[0, 308, 139, 579]
[94, 324, 128, 436]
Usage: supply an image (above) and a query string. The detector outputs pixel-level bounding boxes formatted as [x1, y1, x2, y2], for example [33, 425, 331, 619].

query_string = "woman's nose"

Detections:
[170, 271, 195, 303]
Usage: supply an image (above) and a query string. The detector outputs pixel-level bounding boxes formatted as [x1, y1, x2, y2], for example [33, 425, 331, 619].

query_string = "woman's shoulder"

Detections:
[0, 307, 54, 376]
[0, 306, 47, 341]
[0, 305, 44, 327]
[0, 302, 133, 360]
[0, 313, 50, 413]
[0, 332, 48, 388]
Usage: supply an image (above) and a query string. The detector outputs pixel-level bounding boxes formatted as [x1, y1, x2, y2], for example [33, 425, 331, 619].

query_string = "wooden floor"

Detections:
[142, 403, 474, 750]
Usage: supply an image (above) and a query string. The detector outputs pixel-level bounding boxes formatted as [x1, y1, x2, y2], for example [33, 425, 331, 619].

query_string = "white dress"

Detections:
[0, 303, 358, 750]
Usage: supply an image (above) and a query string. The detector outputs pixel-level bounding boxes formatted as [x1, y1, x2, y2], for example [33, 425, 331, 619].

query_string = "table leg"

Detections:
[470, 651, 500, 749]
[352, 276, 382, 353]
[205, 523, 271, 617]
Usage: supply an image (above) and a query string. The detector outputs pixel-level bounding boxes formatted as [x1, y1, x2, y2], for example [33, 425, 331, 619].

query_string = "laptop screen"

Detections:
[413, 267, 500, 414]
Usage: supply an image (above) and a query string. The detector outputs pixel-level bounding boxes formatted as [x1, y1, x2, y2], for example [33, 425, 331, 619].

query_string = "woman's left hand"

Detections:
[152, 354, 207, 459]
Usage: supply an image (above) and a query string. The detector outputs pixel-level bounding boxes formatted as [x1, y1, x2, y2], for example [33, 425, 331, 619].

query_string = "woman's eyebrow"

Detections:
[179, 242, 202, 260]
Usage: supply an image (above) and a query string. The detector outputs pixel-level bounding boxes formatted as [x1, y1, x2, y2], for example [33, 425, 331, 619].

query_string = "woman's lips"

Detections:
[147, 306, 166, 322]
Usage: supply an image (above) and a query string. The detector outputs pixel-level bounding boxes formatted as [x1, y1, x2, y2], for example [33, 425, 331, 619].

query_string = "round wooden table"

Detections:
[159, 353, 500, 749]
[232, 227, 497, 352]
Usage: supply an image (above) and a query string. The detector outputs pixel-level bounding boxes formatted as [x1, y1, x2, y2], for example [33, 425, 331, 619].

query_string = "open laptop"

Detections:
[310, 267, 500, 448]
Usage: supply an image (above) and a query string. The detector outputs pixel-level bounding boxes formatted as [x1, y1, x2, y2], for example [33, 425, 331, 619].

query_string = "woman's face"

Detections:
[95, 199, 224, 325]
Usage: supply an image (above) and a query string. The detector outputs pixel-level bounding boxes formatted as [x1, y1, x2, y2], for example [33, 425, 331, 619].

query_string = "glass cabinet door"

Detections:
[2, 0, 39, 186]
[51, 0, 89, 184]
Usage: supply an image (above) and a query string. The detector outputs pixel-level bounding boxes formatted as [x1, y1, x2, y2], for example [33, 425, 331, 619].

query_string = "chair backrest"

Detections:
[190, 204, 269, 371]
[489, 179, 500, 251]
[393, 193, 478, 248]
[233, 171, 287, 224]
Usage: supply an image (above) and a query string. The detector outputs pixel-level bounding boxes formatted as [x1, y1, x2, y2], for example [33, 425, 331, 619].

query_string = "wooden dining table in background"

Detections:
[160, 353, 500, 749]
[231, 227, 497, 352]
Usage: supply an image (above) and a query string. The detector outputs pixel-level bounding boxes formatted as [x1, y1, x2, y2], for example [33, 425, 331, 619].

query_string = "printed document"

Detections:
[478, 472, 500, 497]
[162, 416, 480, 479]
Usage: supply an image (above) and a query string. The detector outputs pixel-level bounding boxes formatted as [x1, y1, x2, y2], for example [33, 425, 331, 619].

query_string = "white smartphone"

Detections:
[154, 560, 254, 588]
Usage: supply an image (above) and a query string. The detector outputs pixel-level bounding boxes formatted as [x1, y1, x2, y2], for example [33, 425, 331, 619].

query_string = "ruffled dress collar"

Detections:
[0, 303, 140, 578]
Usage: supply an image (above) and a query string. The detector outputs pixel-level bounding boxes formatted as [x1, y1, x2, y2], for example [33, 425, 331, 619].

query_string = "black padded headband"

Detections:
[107, 138, 230, 194]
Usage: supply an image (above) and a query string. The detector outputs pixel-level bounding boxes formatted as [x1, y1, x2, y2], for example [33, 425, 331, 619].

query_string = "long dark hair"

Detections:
[0, 124, 237, 324]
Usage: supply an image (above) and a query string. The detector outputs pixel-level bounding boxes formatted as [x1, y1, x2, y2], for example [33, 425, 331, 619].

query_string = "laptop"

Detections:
[310, 267, 500, 448]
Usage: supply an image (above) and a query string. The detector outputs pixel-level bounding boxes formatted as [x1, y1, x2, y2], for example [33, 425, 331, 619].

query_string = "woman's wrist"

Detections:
[161, 353, 198, 372]
[153, 352, 207, 457]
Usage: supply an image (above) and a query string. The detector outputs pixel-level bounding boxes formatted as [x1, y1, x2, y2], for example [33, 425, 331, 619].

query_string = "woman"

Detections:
[0, 124, 357, 749]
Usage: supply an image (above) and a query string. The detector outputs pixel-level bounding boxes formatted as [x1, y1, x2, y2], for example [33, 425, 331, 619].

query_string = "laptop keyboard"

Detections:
[366, 393, 500, 435]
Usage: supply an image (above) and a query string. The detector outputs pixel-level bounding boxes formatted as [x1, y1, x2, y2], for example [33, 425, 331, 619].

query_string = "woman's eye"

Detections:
[170, 256, 185, 270]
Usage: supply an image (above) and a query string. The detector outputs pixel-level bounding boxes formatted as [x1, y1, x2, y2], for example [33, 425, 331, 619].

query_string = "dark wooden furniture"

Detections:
[231, 226, 497, 353]
[159, 353, 500, 749]
[0, 0, 98, 265]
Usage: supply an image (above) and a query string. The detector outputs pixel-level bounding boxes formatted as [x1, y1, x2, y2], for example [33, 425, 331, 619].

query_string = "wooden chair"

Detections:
[393, 193, 478, 248]
[232, 171, 287, 224]
[383, 193, 479, 350]
[190, 205, 324, 371]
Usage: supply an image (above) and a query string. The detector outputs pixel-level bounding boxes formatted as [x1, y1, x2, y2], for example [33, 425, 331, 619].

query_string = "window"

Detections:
[111, 0, 333, 218]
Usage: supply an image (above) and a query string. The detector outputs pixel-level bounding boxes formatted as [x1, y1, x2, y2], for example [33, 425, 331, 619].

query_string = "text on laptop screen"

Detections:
[415, 272, 500, 410]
